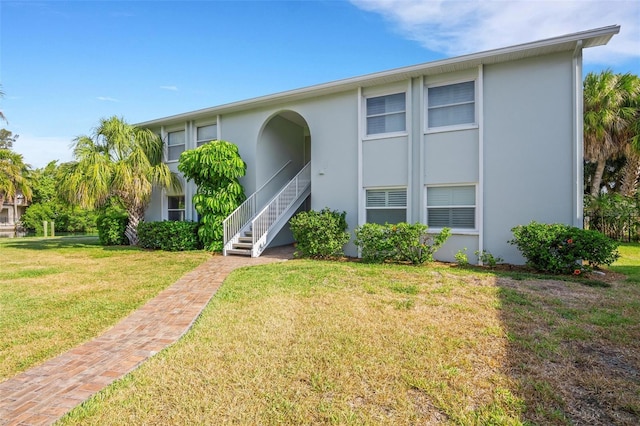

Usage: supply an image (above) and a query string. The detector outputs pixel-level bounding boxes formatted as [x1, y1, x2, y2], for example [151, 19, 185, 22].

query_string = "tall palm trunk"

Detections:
[124, 206, 145, 246]
[620, 152, 640, 197]
[590, 158, 607, 196]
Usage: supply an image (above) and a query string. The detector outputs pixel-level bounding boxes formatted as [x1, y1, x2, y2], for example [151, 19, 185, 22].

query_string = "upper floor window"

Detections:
[427, 81, 475, 129]
[426, 185, 475, 229]
[366, 188, 407, 225]
[167, 195, 185, 221]
[197, 124, 217, 147]
[167, 130, 185, 162]
[366, 93, 406, 135]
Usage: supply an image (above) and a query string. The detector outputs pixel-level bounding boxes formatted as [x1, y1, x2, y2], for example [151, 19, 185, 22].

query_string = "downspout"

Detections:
[477, 64, 485, 265]
[572, 40, 584, 228]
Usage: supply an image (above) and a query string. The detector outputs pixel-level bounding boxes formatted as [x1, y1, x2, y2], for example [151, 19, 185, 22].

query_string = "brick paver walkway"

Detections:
[0, 246, 294, 426]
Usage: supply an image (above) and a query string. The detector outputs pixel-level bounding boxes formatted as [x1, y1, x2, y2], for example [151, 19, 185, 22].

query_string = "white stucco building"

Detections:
[141, 26, 619, 264]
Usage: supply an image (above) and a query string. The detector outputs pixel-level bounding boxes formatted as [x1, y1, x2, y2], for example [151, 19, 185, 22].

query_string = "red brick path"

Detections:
[0, 247, 294, 426]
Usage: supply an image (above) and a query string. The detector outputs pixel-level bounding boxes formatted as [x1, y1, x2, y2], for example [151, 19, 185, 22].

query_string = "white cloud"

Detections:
[160, 86, 178, 91]
[350, 0, 640, 66]
[12, 134, 74, 169]
[97, 96, 119, 102]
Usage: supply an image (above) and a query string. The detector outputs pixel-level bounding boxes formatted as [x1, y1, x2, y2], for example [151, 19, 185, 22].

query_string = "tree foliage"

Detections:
[584, 71, 640, 196]
[178, 140, 246, 251]
[0, 148, 31, 209]
[60, 116, 178, 245]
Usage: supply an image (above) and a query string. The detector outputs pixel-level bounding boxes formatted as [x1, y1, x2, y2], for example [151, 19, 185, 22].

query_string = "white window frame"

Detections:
[364, 92, 407, 138]
[365, 187, 407, 225]
[196, 122, 217, 147]
[167, 195, 185, 221]
[425, 80, 477, 133]
[425, 184, 478, 233]
[166, 128, 186, 162]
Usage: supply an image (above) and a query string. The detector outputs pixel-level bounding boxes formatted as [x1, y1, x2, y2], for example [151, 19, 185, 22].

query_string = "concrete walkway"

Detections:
[0, 247, 294, 426]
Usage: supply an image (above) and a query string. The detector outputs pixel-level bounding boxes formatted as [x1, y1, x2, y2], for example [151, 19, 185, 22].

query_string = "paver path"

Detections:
[0, 247, 294, 426]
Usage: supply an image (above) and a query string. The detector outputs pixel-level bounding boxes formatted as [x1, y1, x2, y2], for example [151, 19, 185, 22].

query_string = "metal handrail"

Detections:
[250, 162, 311, 256]
[223, 160, 292, 252]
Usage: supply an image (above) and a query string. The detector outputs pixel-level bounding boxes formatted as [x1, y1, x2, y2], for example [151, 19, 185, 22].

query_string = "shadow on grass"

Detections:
[0, 235, 137, 252]
[491, 267, 640, 424]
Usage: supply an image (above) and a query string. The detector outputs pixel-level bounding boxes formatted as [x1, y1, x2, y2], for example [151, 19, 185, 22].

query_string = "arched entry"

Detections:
[256, 110, 311, 206]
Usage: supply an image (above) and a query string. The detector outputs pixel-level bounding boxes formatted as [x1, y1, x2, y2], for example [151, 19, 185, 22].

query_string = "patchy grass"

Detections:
[61, 252, 640, 425]
[0, 236, 210, 381]
[610, 242, 640, 283]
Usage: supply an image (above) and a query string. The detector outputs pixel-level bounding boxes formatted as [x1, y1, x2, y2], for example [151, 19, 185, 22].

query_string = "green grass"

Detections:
[60, 252, 640, 425]
[0, 236, 210, 380]
[610, 242, 640, 283]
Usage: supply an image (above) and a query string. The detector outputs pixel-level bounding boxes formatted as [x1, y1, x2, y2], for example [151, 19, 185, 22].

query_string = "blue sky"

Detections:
[1, 0, 639, 168]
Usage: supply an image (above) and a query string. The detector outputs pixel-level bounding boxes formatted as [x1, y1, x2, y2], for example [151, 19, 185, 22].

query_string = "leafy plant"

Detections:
[96, 209, 128, 246]
[178, 141, 246, 251]
[455, 248, 469, 266]
[137, 221, 202, 251]
[354, 222, 450, 265]
[289, 208, 350, 259]
[510, 221, 620, 274]
[475, 250, 503, 268]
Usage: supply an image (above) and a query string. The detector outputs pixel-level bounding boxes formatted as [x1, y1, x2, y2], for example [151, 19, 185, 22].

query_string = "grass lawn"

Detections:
[60, 244, 640, 425]
[0, 236, 210, 381]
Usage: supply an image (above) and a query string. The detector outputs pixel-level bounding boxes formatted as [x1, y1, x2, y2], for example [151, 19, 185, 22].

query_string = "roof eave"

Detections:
[137, 25, 620, 128]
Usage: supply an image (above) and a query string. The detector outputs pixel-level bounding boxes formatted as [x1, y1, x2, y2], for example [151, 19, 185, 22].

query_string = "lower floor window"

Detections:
[426, 185, 476, 229]
[168, 196, 185, 221]
[366, 188, 407, 224]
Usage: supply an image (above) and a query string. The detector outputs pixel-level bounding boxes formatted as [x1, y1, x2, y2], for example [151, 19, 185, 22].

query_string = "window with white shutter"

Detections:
[427, 81, 475, 129]
[366, 93, 406, 135]
[426, 185, 476, 229]
[366, 188, 407, 224]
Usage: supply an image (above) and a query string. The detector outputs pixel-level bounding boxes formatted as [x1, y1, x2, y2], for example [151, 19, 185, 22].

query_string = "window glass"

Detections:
[427, 81, 475, 128]
[167, 195, 185, 221]
[167, 130, 185, 161]
[427, 185, 475, 229]
[197, 124, 217, 147]
[366, 93, 406, 135]
[366, 188, 407, 224]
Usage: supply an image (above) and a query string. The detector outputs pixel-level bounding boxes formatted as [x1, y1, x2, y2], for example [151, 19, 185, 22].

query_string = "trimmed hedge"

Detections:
[510, 221, 620, 274]
[354, 222, 450, 265]
[96, 211, 128, 246]
[289, 208, 350, 259]
[137, 221, 202, 251]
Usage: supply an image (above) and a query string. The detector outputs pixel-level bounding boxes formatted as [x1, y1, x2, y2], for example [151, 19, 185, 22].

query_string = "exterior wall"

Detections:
[483, 51, 575, 264]
[142, 50, 579, 265]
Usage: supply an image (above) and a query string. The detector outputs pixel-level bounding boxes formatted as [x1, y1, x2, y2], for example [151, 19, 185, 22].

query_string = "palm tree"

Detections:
[618, 76, 640, 196]
[60, 116, 179, 245]
[0, 149, 32, 227]
[584, 71, 639, 196]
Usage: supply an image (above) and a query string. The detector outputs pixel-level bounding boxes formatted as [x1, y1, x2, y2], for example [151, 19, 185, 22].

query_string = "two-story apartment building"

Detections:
[140, 26, 619, 264]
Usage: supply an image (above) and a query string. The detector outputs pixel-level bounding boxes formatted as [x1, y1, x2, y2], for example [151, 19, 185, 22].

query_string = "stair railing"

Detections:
[251, 162, 311, 257]
[223, 160, 292, 255]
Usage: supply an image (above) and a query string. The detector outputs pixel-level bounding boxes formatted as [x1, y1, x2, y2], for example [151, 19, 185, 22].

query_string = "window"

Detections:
[366, 188, 407, 224]
[427, 185, 475, 229]
[366, 93, 406, 135]
[427, 81, 475, 129]
[197, 124, 217, 147]
[167, 196, 185, 221]
[167, 130, 185, 161]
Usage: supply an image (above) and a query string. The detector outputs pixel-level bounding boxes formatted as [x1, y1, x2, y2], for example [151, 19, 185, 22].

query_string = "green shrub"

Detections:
[455, 248, 469, 266]
[96, 211, 128, 246]
[354, 222, 450, 265]
[475, 250, 503, 268]
[289, 208, 350, 259]
[510, 221, 620, 274]
[137, 221, 202, 251]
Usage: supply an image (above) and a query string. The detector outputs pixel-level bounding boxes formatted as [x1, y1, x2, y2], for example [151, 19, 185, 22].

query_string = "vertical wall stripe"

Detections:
[216, 114, 221, 140]
[406, 79, 413, 221]
[477, 64, 485, 264]
[572, 41, 584, 227]
[357, 87, 364, 226]
[419, 76, 425, 224]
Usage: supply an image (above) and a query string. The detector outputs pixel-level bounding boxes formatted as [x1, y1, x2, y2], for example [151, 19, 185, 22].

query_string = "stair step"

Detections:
[244, 231, 253, 237]
[232, 242, 253, 249]
[238, 236, 252, 243]
[226, 248, 252, 256]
